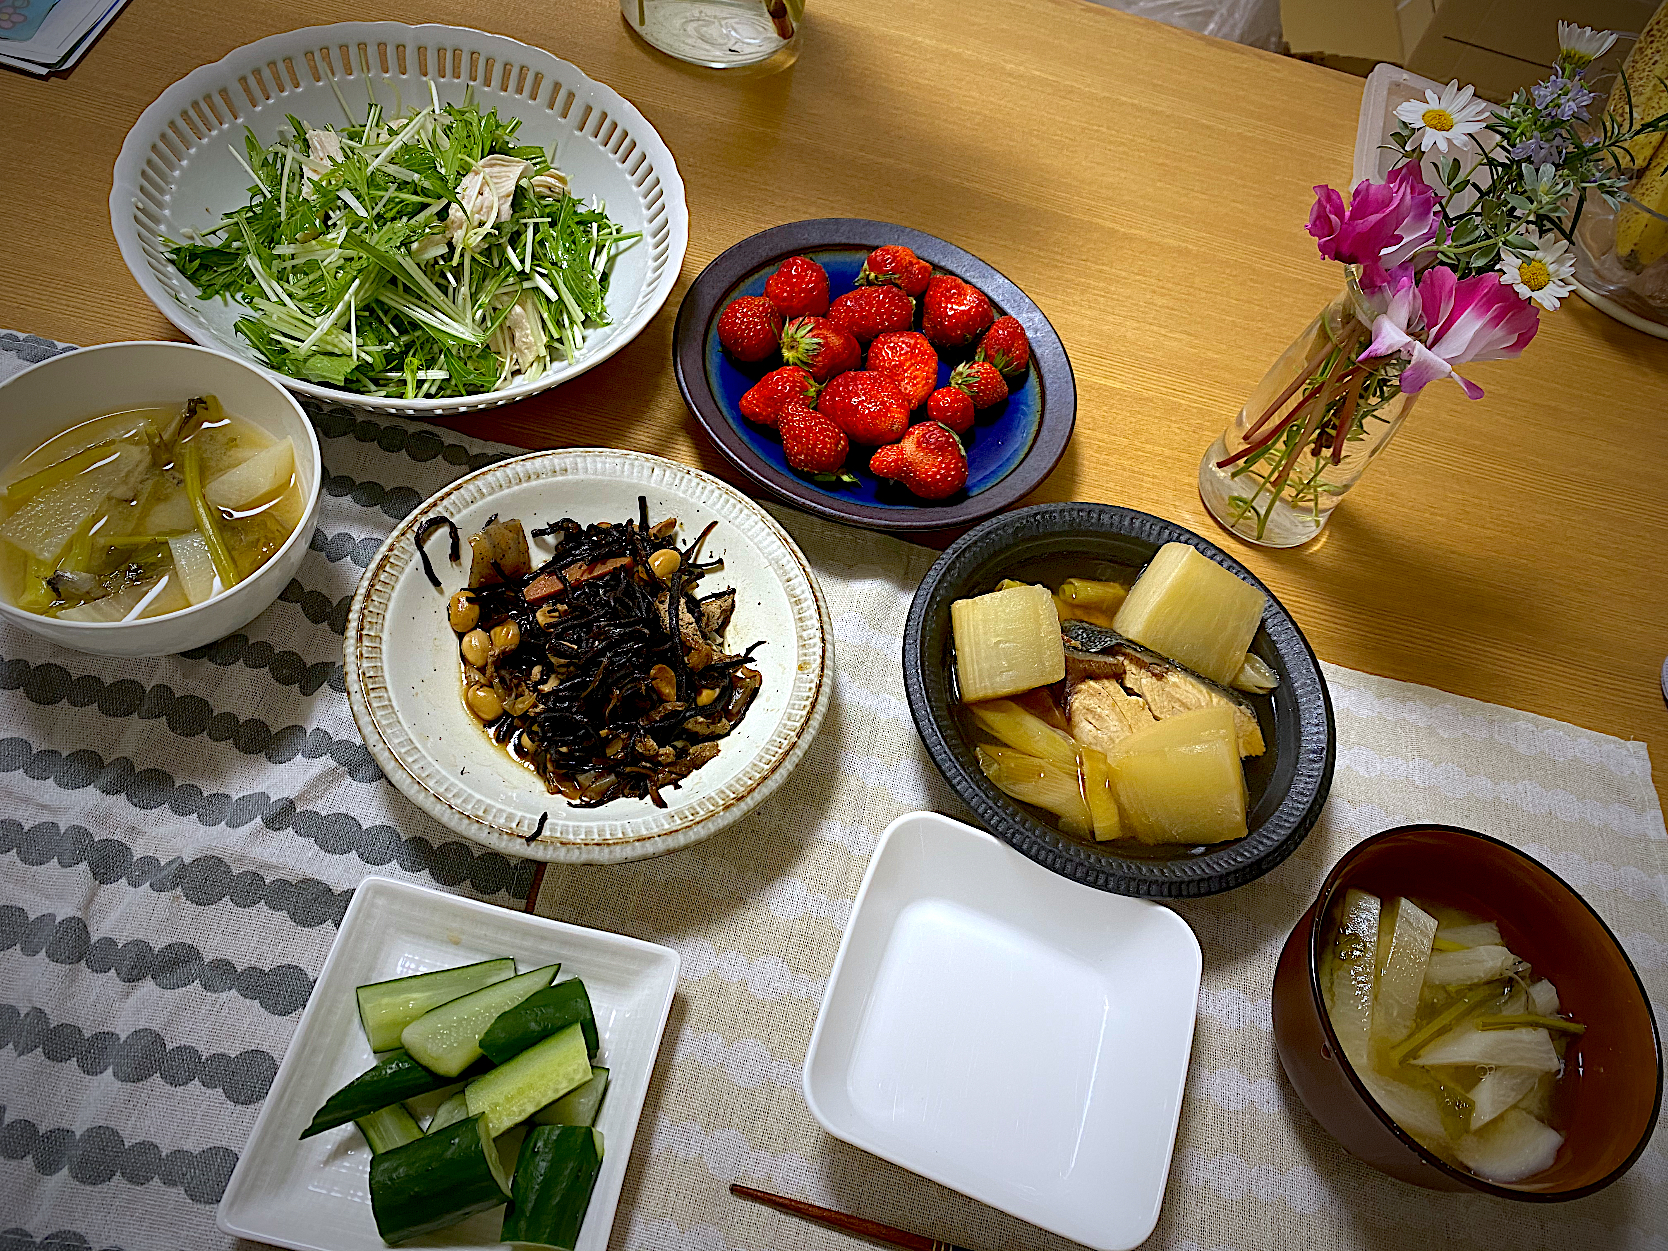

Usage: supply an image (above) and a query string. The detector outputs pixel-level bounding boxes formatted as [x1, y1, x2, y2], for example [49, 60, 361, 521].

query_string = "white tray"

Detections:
[803, 812, 1202, 1251]
[111, 22, 688, 416]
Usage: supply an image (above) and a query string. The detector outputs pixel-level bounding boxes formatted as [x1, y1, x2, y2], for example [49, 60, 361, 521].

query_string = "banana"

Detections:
[1616, 133, 1668, 269]
[1605, 0, 1668, 171]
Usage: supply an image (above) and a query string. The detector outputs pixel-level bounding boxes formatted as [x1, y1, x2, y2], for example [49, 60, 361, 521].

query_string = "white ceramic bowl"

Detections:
[343, 448, 833, 863]
[0, 341, 322, 658]
[111, 22, 688, 416]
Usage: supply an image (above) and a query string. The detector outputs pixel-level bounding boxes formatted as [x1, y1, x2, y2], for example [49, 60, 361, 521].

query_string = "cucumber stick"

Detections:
[481, 979, 599, 1063]
[303, 1050, 457, 1139]
[402, 964, 559, 1077]
[357, 958, 517, 1052]
[426, 1091, 470, 1135]
[532, 1068, 609, 1128]
[467, 1022, 591, 1137]
[369, 1113, 511, 1244]
[501, 1124, 605, 1250]
[357, 1103, 423, 1154]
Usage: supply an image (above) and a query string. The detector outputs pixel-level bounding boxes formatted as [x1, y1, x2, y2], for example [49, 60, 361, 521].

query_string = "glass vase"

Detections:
[1198, 276, 1415, 548]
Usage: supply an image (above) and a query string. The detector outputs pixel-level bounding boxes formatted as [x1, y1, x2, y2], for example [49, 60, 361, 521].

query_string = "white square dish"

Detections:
[217, 876, 679, 1250]
[802, 812, 1201, 1251]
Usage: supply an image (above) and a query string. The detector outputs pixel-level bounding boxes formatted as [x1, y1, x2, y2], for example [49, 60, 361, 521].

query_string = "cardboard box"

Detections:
[1283, 0, 1653, 97]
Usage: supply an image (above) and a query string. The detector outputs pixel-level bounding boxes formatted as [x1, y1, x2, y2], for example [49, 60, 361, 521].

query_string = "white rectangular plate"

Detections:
[217, 876, 679, 1250]
[802, 812, 1201, 1251]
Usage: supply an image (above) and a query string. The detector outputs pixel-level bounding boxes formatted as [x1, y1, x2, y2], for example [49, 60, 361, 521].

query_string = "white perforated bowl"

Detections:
[342, 449, 834, 864]
[111, 22, 688, 416]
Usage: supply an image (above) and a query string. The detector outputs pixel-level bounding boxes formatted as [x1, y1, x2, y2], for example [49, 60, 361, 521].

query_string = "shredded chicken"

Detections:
[445, 155, 531, 243]
[488, 293, 549, 379]
[530, 170, 568, 199]
[303, 129, 344, 184]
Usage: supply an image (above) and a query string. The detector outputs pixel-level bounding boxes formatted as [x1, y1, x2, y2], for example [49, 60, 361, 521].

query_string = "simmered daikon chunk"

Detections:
[1112, 543, 1266, 685]
[1106, 727, 1246, 845]
[1327, 889, 1381, 1070]
[952, 583, 1065, 703]
[168, 532, 218, 605]
[1411, 1025, 1560, 1071]
[206, 437, 294, 510]
[1528, 978, 1560, 1016]
[1455, 1108, 1563, 1183]
[1436, 921, 1501, 949]
[1369, 898, 1438, 1052]
[1105, 702, 1238, 757]
[1424, 944, 1522, 986]
[0, 444, 148, 561]
[1469, 1067, 1541, 1130]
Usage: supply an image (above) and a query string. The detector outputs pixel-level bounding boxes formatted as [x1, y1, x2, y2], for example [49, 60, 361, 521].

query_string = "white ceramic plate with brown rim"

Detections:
[343, 448, 833, 863]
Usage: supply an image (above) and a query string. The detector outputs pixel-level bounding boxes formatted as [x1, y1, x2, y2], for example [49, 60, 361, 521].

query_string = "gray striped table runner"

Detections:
[3, 330, 1664, 1251]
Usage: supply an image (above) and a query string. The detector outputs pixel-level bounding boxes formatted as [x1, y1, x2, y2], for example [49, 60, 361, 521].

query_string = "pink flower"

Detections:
[1365, 265, 1539, 398]
[1307, 164, 1439, 289]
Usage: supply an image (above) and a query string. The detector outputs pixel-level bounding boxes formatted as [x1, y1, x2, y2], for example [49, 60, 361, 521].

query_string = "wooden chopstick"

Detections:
[729, 1184, 973, 1251]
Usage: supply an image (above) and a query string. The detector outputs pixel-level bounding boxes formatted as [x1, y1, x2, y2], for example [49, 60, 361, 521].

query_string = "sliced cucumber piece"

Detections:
[466, 1022, 591, 1138]
[302, 1050, 460, 1139]
[426, 1090, 470, 1135]
[369, 1113, 511, 1244]
[357, 958, 517, 1052]
[532, 1068, 609, 1128]
[500, 1124, 604, 1250]
[357, 1103, 423, 1154]
[481, 979, 599, 1064]
[402, 964, 559, 1078]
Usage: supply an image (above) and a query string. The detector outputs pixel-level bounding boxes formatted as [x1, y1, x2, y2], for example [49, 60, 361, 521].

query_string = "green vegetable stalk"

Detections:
[179, 442, 241, 590]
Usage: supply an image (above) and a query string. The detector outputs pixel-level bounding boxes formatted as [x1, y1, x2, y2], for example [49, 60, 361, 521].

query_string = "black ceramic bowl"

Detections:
[903, 503, 1335, 897]
[672, 218, 1075, 532]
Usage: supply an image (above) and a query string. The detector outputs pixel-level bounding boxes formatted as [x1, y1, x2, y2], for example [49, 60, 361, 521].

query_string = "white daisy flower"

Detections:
[1497, 231, 1576, 310]
[1394, 81, 1491, 153]
[1556, 22, 1617, 72]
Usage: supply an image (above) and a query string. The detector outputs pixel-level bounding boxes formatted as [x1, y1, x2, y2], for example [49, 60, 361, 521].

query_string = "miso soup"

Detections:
[0, 397, 302, 621]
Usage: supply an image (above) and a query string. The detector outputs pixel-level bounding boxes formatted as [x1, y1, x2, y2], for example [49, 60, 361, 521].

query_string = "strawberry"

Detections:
[857, 244, 932, 297]
[869, 421, 967, 500]
[780, 315, 861, 382]
[976, 315, 1031, 378]
[817, 371, 910, 445]
[717, 296, 783, 362]
[739, 365, 820, 427]
[828, 286, 914, 344]
[866, 331, 938, 408]
[779, 401, 851, 477]
[764, 255, 830, 319]
[921, 275, 993, 349]
[949, 359, 1008, 409]
[925, 385, 976, 434]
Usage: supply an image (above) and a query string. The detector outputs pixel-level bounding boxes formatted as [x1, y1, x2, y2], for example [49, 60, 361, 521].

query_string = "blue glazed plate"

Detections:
[674, 220, 1076, 532]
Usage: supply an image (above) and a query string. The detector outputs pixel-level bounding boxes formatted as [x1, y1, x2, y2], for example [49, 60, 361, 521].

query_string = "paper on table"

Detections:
[0, 0, 63, 43]
[0, 0, 125, 73]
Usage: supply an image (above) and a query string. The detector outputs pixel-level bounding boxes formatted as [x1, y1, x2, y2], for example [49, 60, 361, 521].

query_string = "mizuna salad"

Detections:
[167, 92, 639, 400]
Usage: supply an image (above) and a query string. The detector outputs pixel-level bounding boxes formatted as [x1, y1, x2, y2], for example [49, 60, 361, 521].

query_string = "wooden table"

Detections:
[4, 0, 1667, 809]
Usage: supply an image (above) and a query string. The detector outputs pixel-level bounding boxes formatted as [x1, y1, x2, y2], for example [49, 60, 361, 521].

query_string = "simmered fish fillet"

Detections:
[1067, 673, 1156, 756]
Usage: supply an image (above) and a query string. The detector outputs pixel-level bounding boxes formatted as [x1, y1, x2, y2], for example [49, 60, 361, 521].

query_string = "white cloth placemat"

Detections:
[1, 332, 1662, 1251]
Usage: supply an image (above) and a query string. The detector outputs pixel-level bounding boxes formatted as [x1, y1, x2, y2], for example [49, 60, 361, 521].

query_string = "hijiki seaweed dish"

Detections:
[417, 498, 763, 810]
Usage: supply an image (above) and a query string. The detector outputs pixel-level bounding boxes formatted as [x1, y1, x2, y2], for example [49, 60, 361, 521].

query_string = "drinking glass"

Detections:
[620, 0, 802, 71]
